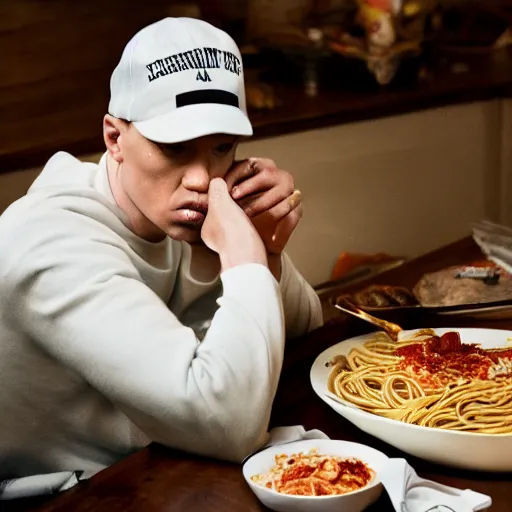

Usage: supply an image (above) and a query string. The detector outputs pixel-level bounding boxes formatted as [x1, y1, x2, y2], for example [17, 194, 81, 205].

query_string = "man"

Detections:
[0, 17, 322, 480]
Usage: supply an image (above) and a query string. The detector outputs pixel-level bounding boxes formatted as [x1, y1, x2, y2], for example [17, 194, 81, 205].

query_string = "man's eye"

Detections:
[215, 143, 234, 155]
[161, 143, 188, 156]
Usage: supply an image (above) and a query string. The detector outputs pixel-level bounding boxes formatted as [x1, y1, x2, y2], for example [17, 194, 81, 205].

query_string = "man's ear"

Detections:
[103, 115, 129, 163]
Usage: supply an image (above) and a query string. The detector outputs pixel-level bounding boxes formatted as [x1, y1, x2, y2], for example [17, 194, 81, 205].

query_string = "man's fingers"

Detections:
[269, 190, 302, 222]
[230, 169, 271, 200]
[249, 157, 278, 172]
[288, 190, 302, 209]
[236, 191, 265, 211]
[271, 201, 303, 245]
[253, 189, 302, 224]
[223, 157, 301, 254]
[232, 170, 293, 204]
[237, 186, 285, 217]
[224, 160, 256, 191]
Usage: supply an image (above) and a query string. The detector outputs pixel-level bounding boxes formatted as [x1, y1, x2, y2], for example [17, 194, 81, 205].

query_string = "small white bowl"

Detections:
[242, 438, 388, 512]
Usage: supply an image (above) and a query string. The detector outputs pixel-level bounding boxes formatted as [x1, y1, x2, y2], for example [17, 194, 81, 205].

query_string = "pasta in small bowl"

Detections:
[242, 439, 388, 512]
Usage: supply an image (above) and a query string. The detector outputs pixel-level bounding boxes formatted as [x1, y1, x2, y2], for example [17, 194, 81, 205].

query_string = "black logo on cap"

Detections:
[196, 70, 212, 82]
[146, 47, 241, 83]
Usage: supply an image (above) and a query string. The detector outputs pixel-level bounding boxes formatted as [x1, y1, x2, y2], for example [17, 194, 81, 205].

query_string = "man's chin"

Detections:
[166, 224, 202, 244]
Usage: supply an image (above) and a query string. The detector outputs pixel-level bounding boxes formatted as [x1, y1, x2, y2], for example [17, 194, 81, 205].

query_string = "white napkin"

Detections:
[253, 426, 492, 512]
[472, 220, 512, 274]
[267, 425, 330, 445]
[0, 471, 81, 500]
[381, 458, 492, 512]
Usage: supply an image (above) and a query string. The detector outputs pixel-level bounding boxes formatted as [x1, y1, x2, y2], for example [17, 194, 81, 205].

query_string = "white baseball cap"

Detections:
[108, 17, 253, 143]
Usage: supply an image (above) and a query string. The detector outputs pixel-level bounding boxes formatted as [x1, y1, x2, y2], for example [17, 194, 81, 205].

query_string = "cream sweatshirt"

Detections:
[0, 152, 322, 479]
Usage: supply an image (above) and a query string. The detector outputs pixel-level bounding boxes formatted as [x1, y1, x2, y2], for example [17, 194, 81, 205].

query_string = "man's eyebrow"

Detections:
[156, 141, 187, 149]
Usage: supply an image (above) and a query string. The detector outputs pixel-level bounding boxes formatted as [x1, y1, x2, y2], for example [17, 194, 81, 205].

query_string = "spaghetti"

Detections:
[251, 449, 374, 496]
[327, 330, 512, 433]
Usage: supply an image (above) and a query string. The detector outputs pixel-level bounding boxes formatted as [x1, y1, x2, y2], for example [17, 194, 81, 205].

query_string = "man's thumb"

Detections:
[208, 178, 229, 205]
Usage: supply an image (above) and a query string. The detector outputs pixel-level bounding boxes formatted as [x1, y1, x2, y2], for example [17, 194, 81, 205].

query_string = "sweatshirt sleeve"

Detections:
[175, 247, 323, 341]
[1, 211, 285, 463]
[279, 252, 323, 338]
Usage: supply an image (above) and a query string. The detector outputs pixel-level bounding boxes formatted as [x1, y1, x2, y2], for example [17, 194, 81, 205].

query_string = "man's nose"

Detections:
[182, 163, 210, 193]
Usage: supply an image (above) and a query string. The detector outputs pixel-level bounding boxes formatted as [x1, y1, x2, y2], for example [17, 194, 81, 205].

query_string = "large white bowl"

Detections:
[242, 438, 388, 512]
[311, 327, 512, 472]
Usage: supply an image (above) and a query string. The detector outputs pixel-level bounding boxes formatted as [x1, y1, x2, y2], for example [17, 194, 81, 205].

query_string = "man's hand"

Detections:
[201, 178, 267, 272]
[225, 158, 303, 257]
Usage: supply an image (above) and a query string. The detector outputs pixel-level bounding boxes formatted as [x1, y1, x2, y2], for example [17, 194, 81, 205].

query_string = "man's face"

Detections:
[113, 121, 238, 243]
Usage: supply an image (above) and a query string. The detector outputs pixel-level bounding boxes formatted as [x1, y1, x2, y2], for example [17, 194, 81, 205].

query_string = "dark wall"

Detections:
[0, 0, 247, 173]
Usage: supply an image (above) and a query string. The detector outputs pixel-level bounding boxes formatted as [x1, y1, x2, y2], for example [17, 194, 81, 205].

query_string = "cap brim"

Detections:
[132, 103, 253, 143]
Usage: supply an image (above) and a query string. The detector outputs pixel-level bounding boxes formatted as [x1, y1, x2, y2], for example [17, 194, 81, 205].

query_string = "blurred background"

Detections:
[1, 0, 512, 286]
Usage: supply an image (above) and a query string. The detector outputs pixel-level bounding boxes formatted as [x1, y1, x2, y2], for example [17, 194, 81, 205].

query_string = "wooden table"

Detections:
[13, 237, 512, 512]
